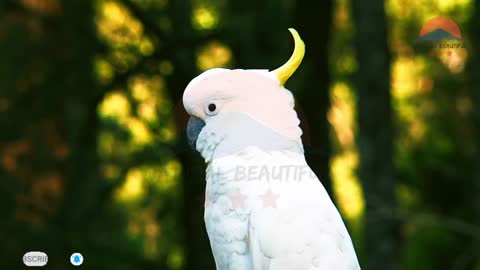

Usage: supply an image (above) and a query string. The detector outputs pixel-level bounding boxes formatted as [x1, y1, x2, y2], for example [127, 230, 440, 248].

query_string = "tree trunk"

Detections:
[470, 0, 480, 226]
[351, 1, 399, 269]
[469, 1, 480, 264]
[166, 1, 216, 269]
[293, 0, 335, 200]
[51, 1, 104, 265]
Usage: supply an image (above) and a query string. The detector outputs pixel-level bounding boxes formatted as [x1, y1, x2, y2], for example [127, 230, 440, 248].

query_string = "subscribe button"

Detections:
[23, 251, 48, 267]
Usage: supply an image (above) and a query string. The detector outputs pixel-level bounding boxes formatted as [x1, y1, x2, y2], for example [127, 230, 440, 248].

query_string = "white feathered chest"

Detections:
[203, 147, 360, 270]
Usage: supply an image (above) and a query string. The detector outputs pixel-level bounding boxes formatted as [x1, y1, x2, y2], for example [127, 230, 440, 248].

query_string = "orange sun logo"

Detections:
[416, 17, 463, 43]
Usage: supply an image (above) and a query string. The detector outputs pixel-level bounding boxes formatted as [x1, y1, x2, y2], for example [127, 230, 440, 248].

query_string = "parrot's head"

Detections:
[183, 29, 305, 162]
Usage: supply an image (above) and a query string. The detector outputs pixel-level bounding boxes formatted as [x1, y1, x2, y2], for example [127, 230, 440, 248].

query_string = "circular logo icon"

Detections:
[70, 253, 83, 266]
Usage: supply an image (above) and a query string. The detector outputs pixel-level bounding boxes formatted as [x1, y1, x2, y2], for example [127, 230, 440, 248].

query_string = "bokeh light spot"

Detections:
[193, 6, 218, 30]
[197, 41, 232, 71]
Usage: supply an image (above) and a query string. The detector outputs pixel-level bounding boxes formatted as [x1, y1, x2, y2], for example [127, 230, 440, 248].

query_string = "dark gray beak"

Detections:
[187, 116, 206, 149]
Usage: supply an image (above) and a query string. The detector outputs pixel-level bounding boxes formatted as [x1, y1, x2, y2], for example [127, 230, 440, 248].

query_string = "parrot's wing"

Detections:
[204, 164, 254, 270]
[248, 168, 361, 270]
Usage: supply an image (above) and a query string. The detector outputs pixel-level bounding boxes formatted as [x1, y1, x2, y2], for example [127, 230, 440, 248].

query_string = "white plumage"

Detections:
[183, 29, 360, 270]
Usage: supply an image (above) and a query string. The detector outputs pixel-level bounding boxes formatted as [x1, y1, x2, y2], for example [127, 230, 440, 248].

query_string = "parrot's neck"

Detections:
[196, 112, 303, 163]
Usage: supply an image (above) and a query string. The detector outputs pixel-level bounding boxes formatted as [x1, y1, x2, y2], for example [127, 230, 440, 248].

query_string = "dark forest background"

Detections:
[0, 0, 479, 269]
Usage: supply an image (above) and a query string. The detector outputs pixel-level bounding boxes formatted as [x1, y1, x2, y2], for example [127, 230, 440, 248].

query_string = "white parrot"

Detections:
[182, 28, 361, 270]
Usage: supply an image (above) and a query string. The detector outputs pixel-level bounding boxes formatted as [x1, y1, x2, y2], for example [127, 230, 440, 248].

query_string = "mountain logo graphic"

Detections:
[415, 17, 463, 43]
[414, 17, 466, 58]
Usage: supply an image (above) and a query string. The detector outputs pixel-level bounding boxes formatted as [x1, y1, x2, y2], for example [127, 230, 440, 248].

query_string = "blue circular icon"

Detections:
[70, 253, 83, 266]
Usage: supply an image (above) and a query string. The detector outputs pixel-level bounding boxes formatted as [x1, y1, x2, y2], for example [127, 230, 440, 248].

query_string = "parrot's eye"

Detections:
[205, 101, 219, 116]
[208, 104, 216, 112]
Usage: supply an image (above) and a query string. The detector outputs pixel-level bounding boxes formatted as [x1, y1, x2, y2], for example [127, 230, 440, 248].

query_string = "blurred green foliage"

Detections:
[0, 0, 479, 269]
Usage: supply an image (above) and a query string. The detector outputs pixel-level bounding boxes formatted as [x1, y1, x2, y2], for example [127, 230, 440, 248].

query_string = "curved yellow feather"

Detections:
[271, 28, 305, 85]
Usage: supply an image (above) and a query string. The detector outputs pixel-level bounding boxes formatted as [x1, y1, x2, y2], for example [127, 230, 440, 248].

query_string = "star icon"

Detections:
[438, 51, 443, 57]
[259, 189, 280, 208]
[229, 190, 247, 208]
[429, 51, 435, 57]
[447, 50, 452, 57]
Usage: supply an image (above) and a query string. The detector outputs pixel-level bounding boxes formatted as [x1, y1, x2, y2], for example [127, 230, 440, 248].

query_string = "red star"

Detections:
[428, 51, 435, 57]
[438, 51, 443, 57]
[259, 189, 280, 208]
[229, 190, 247, 208]
[447, 50, 452, 57]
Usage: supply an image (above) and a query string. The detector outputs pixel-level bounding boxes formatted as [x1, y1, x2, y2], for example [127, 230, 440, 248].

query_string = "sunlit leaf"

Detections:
[139, 37, 154, 56]
[116, 168, 145, 202]
[97, 1, 144, 46]
[331, 151, 365, 219]
[328, 82, 356, 149]
[167, 247, 184, 269]
[193, 6, 218, 30]
[99, 91, 131, 120]
[392, 56, 426, 99]
[122, 117, 153, 145]
[95, 57, 115, 84]
[197, 41, 232, 70]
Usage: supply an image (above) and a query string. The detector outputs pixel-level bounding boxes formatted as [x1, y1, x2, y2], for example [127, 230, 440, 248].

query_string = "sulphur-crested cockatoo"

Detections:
[183, 28, 360, 270]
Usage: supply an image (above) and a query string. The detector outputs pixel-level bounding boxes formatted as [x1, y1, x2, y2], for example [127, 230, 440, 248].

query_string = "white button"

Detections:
[70, 253, 84, 266]
[23, 251, 48, 267]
